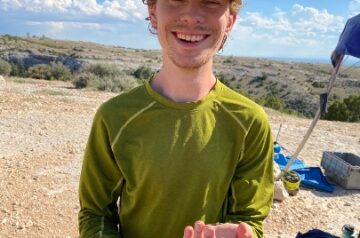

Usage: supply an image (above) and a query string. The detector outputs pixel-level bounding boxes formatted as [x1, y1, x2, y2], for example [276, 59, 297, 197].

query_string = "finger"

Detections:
[184, 226, 194, 238]
[204, 225, 216, 238]
[237, 222, 252, 238]
[194, 220, 205, 238]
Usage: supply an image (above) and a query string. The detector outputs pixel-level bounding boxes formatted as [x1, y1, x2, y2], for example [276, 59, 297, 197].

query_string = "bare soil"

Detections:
[0, 78, 359, 238]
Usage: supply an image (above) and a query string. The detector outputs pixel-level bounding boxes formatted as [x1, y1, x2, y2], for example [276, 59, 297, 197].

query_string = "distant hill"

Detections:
[1, 34, 359, 118]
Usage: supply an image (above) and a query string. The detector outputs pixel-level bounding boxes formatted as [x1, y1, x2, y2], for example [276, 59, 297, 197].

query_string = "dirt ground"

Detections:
[0, 78, 359, 238]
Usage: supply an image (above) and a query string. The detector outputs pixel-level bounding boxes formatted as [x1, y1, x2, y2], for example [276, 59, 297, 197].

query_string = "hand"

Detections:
[183, 220, 253, 238]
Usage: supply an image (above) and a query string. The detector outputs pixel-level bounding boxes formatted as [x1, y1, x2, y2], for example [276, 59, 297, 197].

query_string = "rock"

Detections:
[1, 218, 7, 224]
[1, 51, 84, 71]
[274, 180, 289, 202]
[25, 220, 33, 228]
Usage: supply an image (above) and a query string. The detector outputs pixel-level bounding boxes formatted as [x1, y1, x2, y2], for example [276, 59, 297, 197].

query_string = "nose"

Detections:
[179, 5, 205, 25]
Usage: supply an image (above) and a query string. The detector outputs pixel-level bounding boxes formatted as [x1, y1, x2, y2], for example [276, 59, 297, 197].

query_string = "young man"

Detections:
[78, 0, 274, 237]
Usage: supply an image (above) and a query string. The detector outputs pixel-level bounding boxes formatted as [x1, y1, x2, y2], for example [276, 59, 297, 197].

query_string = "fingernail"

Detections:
[184, 226, 192, 238]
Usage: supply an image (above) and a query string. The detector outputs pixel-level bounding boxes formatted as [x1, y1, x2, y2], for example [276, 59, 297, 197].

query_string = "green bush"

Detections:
[10, 59, 27, 77]
[248, 72, 268, 86]
[216, 73, 235, 88]
[343, 95, 360, 122]
[93, 74, 139, 92]
[27, 64, 52, 80]
[73, 69, 139, 92]
[49, 62, 71, 81]
[259, 95, 285, 111]
[85, 63, 122, 78]
[0, 59, 11, 76]
[323, 95, 360, 122]
[134, 65, 153, 80]
[72, 72, 96, 89]
[27, 62, 71, 80]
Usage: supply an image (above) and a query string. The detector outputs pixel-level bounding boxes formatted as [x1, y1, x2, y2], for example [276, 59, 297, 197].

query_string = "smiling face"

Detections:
[148, 0, 236, 70]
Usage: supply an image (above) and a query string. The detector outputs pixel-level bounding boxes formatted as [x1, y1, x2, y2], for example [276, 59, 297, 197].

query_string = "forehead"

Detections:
[155, 0, 230, 3]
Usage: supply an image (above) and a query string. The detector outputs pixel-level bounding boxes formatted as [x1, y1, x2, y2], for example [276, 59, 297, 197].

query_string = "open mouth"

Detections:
[174, 32, 209, 43]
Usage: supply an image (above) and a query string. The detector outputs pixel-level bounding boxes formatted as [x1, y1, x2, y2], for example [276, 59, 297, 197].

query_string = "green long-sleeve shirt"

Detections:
[78, 80, 274, 238]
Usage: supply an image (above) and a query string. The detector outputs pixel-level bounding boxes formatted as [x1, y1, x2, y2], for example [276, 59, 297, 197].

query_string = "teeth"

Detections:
[177, 33, 205, 42]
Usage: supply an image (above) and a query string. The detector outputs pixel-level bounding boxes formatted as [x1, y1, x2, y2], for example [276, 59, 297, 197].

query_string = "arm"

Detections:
[224, 109, 274, 238]
[78, 110, 123, 237]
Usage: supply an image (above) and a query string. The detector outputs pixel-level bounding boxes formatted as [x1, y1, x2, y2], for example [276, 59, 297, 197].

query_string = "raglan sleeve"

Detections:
[224, 108, 274, 238]
[78, 108, 123, 237]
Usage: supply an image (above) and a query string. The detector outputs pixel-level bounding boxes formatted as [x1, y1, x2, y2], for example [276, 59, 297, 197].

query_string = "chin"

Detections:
[169, 52, 214, 70]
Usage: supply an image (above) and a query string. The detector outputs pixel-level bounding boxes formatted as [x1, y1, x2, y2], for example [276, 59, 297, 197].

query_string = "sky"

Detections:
[0, 0, 359, 62]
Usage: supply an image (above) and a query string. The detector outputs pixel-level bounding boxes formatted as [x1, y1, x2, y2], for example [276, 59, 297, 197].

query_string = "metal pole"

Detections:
[276, 55, 344, 181]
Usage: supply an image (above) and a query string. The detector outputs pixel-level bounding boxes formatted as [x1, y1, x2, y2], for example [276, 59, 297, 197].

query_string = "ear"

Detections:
[225, 14, 237, 33]
[148, 4, 157, 29]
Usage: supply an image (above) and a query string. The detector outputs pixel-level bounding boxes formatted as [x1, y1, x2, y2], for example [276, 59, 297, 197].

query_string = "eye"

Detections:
[168, 0, 185, 5]
[204, 0, 223, 7]
[205, 0, 221, 4]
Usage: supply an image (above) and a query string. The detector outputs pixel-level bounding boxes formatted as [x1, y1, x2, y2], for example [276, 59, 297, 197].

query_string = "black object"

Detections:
[296, 228, 339, 238]
[320, 93, 328, 115]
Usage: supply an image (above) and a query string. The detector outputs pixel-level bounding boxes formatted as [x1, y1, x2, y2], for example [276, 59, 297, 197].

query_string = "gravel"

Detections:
[1, 78, 359, 238]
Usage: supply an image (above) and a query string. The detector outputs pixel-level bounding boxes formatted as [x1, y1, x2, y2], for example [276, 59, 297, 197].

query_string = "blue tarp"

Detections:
[294, 167, 334, 193]
[274, 153, 306, 171]
[274, 145, 334, 193]
[333, 14, 360, 58]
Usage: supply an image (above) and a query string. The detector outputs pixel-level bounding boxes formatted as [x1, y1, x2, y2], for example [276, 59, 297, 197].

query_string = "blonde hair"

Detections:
[142, 0, 242, 15]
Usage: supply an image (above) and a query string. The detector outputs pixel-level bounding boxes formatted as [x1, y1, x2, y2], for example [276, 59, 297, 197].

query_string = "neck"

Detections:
[150, 58, 216, 103]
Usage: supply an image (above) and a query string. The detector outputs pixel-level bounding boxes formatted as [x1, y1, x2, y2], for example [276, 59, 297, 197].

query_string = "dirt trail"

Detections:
[0, 78, 359, 238]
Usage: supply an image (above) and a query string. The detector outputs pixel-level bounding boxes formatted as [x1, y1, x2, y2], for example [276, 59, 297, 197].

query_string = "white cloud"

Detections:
[233, 4, 346, 58]
[292, 4, 344, 33]
[0, 0, 22, 10]
[72, 0, 102, 15]
[240, 12, 292, 32]
[26, 21, 65, 32]
[349, 0, 360, 16]
[0, 0, 147, 21]
[0, 0, 72, 12]
[26, 20, 115, 32]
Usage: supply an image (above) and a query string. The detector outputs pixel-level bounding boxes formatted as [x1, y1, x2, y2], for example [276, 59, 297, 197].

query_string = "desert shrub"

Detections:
[343, 95, 360, 121]
[286, 98, 316, 118]
[73, 69, 139, 92]
[249, 72, 268, 85]
[0, 59, 11, 76]
[216, 73, 235, 87]
[134, 65, 153, 80]
[27, 62, 71, 80]
[72, 72, 97, 89]
[95, 74, 139, 92]
[259, 95, 285, 111]
[224, 58, 233, 64]
[10, 59, 27, 77]
[312, 81, 326, 88]
[49, 62, 71, 81]
[27, 64, 52, 79]
[85, 63, 122, 78]
[323, 95, 360, 122]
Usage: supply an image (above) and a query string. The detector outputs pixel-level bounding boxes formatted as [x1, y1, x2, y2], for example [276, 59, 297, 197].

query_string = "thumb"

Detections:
[237, 222, 253, 238]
